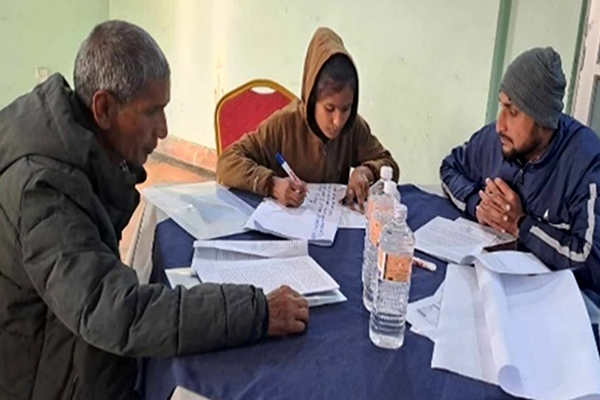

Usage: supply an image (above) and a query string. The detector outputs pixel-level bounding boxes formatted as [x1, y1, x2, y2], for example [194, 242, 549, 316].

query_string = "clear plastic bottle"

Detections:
[362, 179, 399, 312]
[369, 203, 414, 349]
[365, 166, 394, 221]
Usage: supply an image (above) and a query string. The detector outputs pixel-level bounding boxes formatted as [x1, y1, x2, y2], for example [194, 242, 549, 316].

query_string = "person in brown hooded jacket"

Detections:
[217, 27, 399, 210]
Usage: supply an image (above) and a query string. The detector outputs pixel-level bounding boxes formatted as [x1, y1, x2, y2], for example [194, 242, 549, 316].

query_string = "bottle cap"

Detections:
[380, 166, 393, 181]
[383, 180, 396, 195]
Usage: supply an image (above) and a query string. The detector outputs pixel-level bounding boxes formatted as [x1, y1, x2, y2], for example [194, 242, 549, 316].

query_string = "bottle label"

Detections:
[369, 219, 382, 247]
[378, 251, 412, 282]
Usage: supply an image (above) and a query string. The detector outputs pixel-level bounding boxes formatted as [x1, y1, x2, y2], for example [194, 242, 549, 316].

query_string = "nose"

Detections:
[496, 109, 506, 134]
[332, 111, 341, 129]
[156, 111, 168, 140]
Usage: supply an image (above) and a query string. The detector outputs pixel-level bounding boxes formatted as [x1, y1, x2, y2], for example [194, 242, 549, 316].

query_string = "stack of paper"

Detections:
[188, 240, 346, 307]
[414, 216, 515, 263]
[245, 184, 342, 245]
[194, 239, 309, 261]
[244, 184, 368, 245]
[407, 251, 600, 399]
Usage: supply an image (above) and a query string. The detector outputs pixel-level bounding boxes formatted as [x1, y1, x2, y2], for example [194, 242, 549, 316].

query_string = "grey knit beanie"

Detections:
[499, 47, 566, 129]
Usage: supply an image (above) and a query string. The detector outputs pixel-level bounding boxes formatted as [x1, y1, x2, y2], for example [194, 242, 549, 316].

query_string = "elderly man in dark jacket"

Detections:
[0, 20, 308, 400]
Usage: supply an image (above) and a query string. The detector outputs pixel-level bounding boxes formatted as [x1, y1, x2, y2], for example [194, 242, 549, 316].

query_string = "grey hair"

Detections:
[74, 20, 170, 107]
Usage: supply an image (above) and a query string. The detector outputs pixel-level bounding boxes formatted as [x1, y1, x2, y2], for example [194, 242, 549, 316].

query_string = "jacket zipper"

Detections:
[517, 168, 525, 185]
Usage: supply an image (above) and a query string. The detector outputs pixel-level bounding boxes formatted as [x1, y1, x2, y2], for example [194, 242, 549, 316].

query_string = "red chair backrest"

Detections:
[215, 79, 297, 155]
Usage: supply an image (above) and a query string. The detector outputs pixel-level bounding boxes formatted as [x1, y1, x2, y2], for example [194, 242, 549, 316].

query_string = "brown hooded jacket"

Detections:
[217, 27, 399, 197]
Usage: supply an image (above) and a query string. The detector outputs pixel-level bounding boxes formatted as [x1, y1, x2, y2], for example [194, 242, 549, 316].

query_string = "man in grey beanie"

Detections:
[441, 47, 600, 293]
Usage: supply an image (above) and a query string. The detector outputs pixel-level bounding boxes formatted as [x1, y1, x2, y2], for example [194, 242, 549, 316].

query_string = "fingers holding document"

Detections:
[267, 285, 309, 336]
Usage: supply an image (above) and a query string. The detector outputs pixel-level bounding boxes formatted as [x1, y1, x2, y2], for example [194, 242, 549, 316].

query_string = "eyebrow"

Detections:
[498, 97, 512, 108]
[327, 103, 353, 109]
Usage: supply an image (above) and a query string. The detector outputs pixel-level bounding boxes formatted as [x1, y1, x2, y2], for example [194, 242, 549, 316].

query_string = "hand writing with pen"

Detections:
[273, 152, 309, 208]
[272, 177, 308, 208]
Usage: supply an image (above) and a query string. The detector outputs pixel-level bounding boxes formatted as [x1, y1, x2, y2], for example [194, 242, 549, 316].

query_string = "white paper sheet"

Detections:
[165, 267, 345, 307]
[330, 184, 366, 228]
[454, 217, 516, 246]
[475, 266, 521, 394]
[192, 255, 339, 295]
[166, 268, 199, 289]
[193, 240, 308, 260]
[433, 264, 498, 383]
[143, 182, 254, 240]
[306, 289, 347, 307]
[501, 272, 600, 399]
[339, 207, 367, 229]
[415, 216, 515, 263]
[433, 264, 600, 400]
[171, 386, 212, 400]
[463, 251, 551, 275]
[407, 283, 444, 340]
[245, 184, 342, 246]
[190, 240, 344, 306]
[583, 292, 600, 324]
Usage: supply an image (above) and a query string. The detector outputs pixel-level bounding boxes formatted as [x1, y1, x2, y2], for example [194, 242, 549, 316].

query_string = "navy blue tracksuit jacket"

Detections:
[441, 114, 600, 292]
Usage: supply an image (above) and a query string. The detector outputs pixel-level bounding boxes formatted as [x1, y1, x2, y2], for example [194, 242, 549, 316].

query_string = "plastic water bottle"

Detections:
[362, 166, 396, 293]
[369, 203, 414, 349]
[362, 179, 399, 312]
[365, 166, 394, 220]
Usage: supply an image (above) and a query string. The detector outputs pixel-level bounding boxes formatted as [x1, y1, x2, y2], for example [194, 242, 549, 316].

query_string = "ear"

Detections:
[91, 90, 117, 130]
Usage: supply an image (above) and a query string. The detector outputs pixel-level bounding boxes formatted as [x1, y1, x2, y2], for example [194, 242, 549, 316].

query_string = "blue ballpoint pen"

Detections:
[275, 153, 300, 182]
[275, 152, 309, 194]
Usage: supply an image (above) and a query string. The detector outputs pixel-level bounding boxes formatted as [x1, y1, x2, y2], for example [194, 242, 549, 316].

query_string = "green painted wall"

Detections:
[502, 0, 583, 113]
[0, 0, 585, 184]
[110, 0, 500, 184]
[110, 0, 217, 152]
[0, 0, 108, 107]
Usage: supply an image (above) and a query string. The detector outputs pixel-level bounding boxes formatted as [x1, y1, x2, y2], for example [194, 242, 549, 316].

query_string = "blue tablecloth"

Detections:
[143, 185, 596, 400]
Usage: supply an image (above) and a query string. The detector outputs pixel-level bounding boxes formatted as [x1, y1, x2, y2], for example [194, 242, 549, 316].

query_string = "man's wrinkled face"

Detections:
[99, 78, 170, 166]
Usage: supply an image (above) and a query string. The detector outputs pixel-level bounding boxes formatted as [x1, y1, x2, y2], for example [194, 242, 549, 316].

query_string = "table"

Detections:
[142, 185, 599, 400]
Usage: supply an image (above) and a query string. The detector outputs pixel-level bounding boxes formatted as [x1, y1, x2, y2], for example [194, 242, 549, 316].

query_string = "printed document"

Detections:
[415, 216, 515, 263]
[190, 240, 345, 306]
